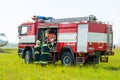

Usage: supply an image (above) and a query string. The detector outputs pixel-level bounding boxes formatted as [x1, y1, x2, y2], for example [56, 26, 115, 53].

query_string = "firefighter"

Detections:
[48, 31, 56, 50]
[40, 40, 50, 64]
[34, 40, 41, 63]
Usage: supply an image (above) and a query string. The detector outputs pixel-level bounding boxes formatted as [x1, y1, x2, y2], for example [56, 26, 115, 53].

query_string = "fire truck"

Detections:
[18, 15, 114, 65]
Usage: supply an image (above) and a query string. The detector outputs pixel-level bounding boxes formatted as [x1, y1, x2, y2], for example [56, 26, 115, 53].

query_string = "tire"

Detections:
[85, 55, 99, 64]
[61, 52, 74, 66]
[24, 50, 33, 64]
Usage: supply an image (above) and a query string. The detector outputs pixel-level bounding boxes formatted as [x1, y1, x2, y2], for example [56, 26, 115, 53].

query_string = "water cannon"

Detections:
[89, 15, 97, 22]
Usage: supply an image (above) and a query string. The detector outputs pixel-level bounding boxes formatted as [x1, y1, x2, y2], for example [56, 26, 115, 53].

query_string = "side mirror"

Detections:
[18, 26, 21, 36]
[18, 26, 21, 33]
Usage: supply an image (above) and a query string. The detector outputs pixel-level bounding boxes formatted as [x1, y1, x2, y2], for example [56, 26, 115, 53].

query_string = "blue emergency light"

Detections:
[37, 16, 53, 20]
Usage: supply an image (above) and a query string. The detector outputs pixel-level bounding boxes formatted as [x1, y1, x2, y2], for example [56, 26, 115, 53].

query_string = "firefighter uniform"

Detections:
[34, 40, 41, 62]
[40, 42, 50, 64]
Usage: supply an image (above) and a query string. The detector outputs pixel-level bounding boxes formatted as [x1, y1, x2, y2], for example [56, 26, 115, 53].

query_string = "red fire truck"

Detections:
[18, 15, 114, 65]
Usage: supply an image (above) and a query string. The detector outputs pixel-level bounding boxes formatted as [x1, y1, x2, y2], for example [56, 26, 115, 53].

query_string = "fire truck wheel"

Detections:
[24, 50, 33, 64]
[61, 52, 74, 66]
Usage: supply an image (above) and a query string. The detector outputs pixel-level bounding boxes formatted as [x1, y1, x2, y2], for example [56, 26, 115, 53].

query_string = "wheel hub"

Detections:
[63, 56, 71, 65]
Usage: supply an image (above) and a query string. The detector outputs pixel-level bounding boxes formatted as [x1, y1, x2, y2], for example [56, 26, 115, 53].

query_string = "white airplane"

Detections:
[0, 33, 8, 47]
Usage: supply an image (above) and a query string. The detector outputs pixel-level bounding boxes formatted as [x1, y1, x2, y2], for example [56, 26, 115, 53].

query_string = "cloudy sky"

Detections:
[0, 0, 119, 44]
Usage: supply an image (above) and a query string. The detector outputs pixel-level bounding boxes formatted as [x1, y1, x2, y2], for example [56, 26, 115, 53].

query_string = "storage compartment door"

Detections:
[77, 24, 88, 52]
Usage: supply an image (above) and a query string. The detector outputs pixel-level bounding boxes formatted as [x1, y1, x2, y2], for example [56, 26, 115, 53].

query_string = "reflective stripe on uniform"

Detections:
[35, 51, 40, 54]
[41, 52, 49, 54]
[42, 44, 48, 46]
[40, 61, 47, 64]
[35, 44, 41, 48]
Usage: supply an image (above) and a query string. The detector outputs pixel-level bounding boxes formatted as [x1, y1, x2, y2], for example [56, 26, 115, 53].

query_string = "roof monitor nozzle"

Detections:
[89, 15, 97, 22]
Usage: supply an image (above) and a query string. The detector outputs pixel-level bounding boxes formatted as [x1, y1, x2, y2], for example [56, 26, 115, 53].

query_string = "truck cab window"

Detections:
[21, 26, 27, 35]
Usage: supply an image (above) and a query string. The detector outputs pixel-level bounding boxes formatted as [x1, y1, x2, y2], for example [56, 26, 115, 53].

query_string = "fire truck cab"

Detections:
[18, 15, 114, 65]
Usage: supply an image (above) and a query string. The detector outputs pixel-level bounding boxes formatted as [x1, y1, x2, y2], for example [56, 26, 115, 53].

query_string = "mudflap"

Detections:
[100, 56, 108, 62]
[93, 57, 99, 64]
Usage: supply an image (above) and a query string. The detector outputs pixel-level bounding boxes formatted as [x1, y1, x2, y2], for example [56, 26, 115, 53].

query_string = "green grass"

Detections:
[0, 48, 120, 80]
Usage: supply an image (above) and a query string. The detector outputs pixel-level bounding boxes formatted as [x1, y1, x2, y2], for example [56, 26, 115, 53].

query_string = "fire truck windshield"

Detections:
[20, 26, 27, 35]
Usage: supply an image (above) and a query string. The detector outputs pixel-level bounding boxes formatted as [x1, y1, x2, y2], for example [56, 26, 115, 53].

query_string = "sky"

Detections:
[0, 0, 119, 44]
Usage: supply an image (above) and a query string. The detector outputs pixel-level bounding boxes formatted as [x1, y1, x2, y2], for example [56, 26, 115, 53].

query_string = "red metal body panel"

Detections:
[37, 22, 58, 27]
[57, 42, 76, 53]
[58, 27, 77, 33]
[18, 43, 35, 48]
[88, 42, 107, 51]
[59, 23, 77, 28]
[88, 23, 107, 33]
[58, 23, 77, 33]
[27, 24, 36, 35]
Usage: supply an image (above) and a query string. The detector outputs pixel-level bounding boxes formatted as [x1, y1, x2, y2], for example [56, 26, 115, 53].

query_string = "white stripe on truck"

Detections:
[19, 35, 35, 43]
[58, 32, 111, 43]
[58, 33, 77, 42]
[88, 32, 108, 43]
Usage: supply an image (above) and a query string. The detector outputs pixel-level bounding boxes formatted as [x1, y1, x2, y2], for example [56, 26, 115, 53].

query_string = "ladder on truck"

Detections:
[34, 15, 97, 23]
[50, 15, 97, 23]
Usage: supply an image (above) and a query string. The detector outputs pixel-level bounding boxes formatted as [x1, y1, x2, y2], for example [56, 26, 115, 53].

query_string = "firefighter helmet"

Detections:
[36, 40, 40, 45]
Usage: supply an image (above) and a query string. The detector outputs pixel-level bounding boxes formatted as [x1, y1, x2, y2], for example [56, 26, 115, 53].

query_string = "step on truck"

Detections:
[18, 15, 114, 66]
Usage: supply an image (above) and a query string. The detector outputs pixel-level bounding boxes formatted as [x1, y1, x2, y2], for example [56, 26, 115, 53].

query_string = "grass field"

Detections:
[0, 48, 120, 80]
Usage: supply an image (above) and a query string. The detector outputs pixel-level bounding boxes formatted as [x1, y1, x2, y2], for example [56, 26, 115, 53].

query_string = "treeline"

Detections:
[3, 42, 18, 48]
